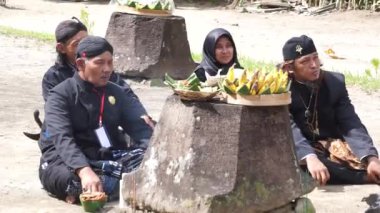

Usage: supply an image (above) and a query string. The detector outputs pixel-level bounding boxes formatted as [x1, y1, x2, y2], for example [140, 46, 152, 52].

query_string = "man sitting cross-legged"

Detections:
[38, 36, 153, 204]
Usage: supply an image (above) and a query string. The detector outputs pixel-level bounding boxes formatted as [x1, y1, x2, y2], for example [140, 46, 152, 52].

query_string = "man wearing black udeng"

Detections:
[41, 17, 154, 126]
[38, 36, 153, 204]
[281, 35, 380, 185]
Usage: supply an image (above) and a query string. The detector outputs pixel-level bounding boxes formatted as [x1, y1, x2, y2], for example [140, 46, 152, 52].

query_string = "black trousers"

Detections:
[318, 155, 368, 184]
[302, 154, 369, 184]
[39, 158, 81, 200]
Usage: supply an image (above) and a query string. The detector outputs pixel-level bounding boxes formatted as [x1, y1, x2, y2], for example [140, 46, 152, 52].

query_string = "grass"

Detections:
[344, 72, 380, 92]
[80, 8, 94, 35]
[191, 52, 202, 63]
[238, 55, 277, 71]
[0, 25, 55, 43]
[344, 58, 380, 93]
[192, 53, 277, 71]
[193, 52, 380, 92]
[0, 25, 378, 93]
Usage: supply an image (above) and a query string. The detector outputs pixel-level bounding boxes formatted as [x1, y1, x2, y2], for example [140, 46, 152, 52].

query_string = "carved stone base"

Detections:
[120, 95, 315, 212]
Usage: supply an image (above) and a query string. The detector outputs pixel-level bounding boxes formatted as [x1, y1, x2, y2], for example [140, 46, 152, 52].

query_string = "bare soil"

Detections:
[0, 0, 379, 212]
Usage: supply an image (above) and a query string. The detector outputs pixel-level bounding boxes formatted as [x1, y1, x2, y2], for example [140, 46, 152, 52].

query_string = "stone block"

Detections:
[120, 95, 315, 212]
[106, 13, 197, 79]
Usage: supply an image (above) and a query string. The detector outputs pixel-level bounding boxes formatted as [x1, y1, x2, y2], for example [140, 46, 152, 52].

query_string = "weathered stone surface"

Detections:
[120, 95, 315, 213]
[105, 12, 197, 79]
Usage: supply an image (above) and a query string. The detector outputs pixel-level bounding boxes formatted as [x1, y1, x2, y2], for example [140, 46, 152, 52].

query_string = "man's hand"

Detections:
[76, 166, 103, 193]
[141, 115, 155, 129]
[367, 156, 380, 184]
[306, 155, 330, 185]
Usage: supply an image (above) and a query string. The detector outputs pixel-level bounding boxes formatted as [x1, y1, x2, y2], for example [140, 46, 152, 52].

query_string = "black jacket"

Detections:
[38, 73, 152, 170]
[42, 61, 76, 102]
[289, 71, 378, 160]
[42, 60, 142, 108]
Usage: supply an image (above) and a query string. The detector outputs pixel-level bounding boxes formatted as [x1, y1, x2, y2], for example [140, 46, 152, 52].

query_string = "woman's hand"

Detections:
[306, 155, 330, 185]
[77, 166, 103, 193]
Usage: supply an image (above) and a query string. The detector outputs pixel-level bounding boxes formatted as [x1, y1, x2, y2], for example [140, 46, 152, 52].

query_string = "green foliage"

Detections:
[344, 72, 380, 93]
[191, 52, 202, 63]
[0, 25, 55, 43]
[238, 55, 276, 71]
[192, 52, 380, 93]
[344, 58, 380, 93]
[80, 8, 94, 35]
[191, 53, 276, 71]
[370, 58, 379, 75]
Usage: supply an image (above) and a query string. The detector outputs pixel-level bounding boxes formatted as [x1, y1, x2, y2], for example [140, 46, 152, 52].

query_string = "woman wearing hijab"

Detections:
[194, 28, 243, 82]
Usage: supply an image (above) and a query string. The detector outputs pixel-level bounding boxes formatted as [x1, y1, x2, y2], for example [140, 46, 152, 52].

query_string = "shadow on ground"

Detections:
[363, 193, 380, 213]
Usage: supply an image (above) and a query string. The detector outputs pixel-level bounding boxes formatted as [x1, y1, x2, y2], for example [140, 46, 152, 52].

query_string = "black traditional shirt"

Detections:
[289, 71, 378, 160]
[38, 73, 152, 170]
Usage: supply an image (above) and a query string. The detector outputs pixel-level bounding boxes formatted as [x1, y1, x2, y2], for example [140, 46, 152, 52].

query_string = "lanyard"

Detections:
[97, 89, 106, 127]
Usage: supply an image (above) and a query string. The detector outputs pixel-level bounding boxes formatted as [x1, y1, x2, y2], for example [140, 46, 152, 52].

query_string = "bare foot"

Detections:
[65, 195, 76, 204]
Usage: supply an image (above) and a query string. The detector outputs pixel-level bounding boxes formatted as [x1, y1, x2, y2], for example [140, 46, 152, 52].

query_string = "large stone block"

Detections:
[105, 13, 197, 79]
[120, 95, 315, 213]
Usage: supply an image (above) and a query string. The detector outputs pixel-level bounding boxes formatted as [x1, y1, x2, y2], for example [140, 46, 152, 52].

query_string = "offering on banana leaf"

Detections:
[164, 73, 219, 101]
[164, 73, 201, 91]
[221, 65, 291, 96]
[116, 0, 173, 11]
[79, 192, 107, 212]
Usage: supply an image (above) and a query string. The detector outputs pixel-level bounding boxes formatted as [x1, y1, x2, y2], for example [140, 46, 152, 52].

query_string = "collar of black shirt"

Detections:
[73, 71, 105, 93]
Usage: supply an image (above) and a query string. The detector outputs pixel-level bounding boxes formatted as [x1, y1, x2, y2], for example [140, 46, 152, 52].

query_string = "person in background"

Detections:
[38, 36, 153, 204]
[42, 17, 154, 127]
[194, 28, 243, 82]
[23, 17, 154, 141]
[281, 35, 380, 185]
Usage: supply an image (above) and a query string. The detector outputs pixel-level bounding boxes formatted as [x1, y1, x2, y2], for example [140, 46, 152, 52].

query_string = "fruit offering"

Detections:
[164, 73, 218, 93]
[221, 66, 291, 96]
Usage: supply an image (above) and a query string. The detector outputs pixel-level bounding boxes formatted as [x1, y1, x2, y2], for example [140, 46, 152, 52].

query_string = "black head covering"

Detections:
[55, 17, 87, 43]
[76, 36, 114, 59]
[194, 28, 242, 81]
[282, 35, 317, 61]
[55, 17, 87, 65]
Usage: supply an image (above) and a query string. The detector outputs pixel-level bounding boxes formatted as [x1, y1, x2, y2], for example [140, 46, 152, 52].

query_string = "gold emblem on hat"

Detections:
[108, 96, 116, 105]
[296, 44, 303, 54]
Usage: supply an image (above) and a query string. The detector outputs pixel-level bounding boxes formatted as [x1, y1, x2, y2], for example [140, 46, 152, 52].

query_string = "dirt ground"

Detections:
[0, 0, 380, 212]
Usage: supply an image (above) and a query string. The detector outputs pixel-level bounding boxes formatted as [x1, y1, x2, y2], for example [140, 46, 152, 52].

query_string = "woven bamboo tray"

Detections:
[174, 89, 219, 101]
[224, 92, 291, 106]
[115, 5, 172, 16]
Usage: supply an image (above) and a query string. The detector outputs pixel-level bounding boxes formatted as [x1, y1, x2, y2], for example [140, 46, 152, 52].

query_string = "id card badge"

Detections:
[95, 126, 111, 148]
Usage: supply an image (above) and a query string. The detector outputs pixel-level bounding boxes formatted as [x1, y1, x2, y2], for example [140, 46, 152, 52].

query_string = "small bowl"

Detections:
[79, 192, 108, 212]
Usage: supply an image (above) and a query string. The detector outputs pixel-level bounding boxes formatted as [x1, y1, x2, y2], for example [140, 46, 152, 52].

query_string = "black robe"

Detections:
[289, 70, 378, 161]
[42, 57, 143, 113]
[38, 72, 152, 170]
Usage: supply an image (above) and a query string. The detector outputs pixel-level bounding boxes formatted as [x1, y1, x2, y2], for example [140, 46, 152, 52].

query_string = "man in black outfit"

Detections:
[20, 17, 154, 141]
[281, 35, 380, 185]
[42, 17, 153, 126]
[38, 36, 153, 203]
